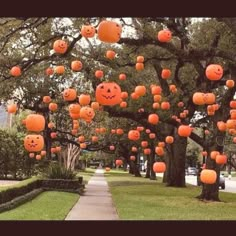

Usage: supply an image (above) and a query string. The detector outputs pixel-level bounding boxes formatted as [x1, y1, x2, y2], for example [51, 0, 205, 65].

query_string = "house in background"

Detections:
[0, 105, 10, 128]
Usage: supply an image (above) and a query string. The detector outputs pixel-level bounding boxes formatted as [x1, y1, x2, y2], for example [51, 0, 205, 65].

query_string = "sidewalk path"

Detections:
[65, 168, 119, 220]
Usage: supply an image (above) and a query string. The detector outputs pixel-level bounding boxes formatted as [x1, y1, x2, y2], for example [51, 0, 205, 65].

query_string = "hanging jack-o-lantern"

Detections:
[91, 102, 100, 110]
[80, 106, 95, 121]
[148, 114, 159, 125]
[10, 66, 21, 77]
[178, 125, 193, 137]
[155, 146, 164, 156]
[24, 134, 44, 152]
[25, 114, 45, 132]
[119, 74, 126, 81]
[135, 85, 146, 97]
[161, 69, 171, 79]
[95, 82, 122, 106]
[226, 80, 235, 88]
[7, 104, 17, 114]
[71, 60, 83, 71]
[128, 130, 140, 141]
[115, 159, 123, 166]
[79, 94, 91, 106]
[200, 169, 217, 184]
[95, 70, 104, 79]
[49, 103, 58, 112]
[153, 162, 166, 173]
[205, 64, 223, 81]
[43, 96, 51, 104]
[165, 136, 174, 144]
[192, 92, 205, 105]
[81, 25, 96, 38]
[69, 103, 81, 114]
[106, 50, 116, 60]
[157, 30, 172, 42]
[45, 67, 54, 76]
[97, 20, 122, 43]
[130, 156, 136, 161]
[63, 88, 77, 101]
[53, 39, 68, 54]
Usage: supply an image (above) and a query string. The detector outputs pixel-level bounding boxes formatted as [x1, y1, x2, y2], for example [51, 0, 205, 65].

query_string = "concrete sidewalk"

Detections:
[65, 168, 119, 220]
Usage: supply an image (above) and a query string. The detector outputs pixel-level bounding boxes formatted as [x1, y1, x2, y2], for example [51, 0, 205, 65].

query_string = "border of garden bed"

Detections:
[0, 177, 85, 213]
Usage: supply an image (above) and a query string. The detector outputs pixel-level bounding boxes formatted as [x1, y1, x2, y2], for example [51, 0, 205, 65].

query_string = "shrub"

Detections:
[45, 163, 77, 180]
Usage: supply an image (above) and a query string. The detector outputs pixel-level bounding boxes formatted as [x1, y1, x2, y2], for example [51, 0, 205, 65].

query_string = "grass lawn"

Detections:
[0, 176, 40, 191]
[0, 191, 79, 220]
[77, 168, 96, 184]
[105, 169, 236, 220]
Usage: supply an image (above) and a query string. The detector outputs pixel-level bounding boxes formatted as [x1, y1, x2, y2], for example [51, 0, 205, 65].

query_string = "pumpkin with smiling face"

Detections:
[53, 39, 68, 54]
[25, 114, 45, 132]
[71, 60, 83, 71]
[97, 20, 122, 43]
[63, 88, 77, 101]
[80, 106, 95, 121]
[81, 25, 96, 38]
[24, 134, 44, 152]
[205, 64, 223, 80]
[96, 82, 122, 106]
[128, 130, 140, 141]
[69, 103, 81, 114]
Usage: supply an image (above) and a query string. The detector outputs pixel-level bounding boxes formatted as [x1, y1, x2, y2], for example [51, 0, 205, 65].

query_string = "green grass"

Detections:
[105, 169, 236, 220]
[0, 191, 79, 220]
[0, 176, 40, 191]
[77, 168, 96, 184]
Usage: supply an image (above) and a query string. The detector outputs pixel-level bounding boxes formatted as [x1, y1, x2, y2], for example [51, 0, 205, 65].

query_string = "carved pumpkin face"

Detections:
[63, 89, 77, 101]
[24, 135, 44, 152]
[96, 82, 121, 106]
[97, 20, 122, 43]
[69, 104, 81, 114]
[80, 106, 95, 121]
[205, 64, 223, 80]
[81, 25, 96, 38]
[53, 39, 68, 54]
[128, 130, 140, 141]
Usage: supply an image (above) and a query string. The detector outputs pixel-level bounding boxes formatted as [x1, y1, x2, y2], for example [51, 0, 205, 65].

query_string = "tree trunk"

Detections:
[166, 128, 187, 187]
[145, 154, 150, 178]
[149, 146, 156, 180]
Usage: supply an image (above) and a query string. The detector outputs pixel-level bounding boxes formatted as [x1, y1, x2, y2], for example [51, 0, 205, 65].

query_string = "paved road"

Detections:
[155, 173, 236, 193]
[185, 175, 236, 193]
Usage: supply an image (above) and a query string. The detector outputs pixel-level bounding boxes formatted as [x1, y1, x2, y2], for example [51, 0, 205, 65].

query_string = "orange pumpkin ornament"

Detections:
[81, 25, 96, 38]
[69, 103, 81, 114]
[192, 92, 205, 105]
[141, 141, 148, 148]
[149, 133, 156, 139]
[71, 60, 83, 71]
[79, 94, 91, 106]
[10, 66, 21, 77]
[91, 102, 100, 110]
[216, 154, 227, 165]
[148, 114, 159, 125]
[7, 104, 17, 114]
[41, 150, 46, 156]
[157, 30, 172, 42]
[155, 147, 164, 156]
[55, 66, 65, 75]
[121, 92, 128, 99]
[165, 136, 174, 144]
[136, 56, 144, 63]
[80, 106, 95, 121]
[210, 151, 220, 160]
[200, 169, 217, 184]
[43, 96, 51, 104]
[144, 148, 151, 155]
[106, 50, 116, 60]
[153, 162, 166, 173]
[45, 67, 54, 76]
[49, 103, 58, 112]
[135, 63, 144, 71]
[161, 69, 171, 79]
[131, 92, 139, 100]
[205, 64, 223, 81]
[63, 88, 77, 101]
[135, 85, 146, 97]
[26, 114, 45, 132]
[178, 125, 193, 137]
[131, 147, 138, 152]
[53, 39, 68, 54]
[226, 80, 235, 88]
[119, 73, 126, 81]
[24, 134, 44, 152]
[116, 128, 124, 135]
[95, 70, 104, 79]
[96, 82, 122, 106]
[97, 20, 122, 43]
[130, 156, 136, 161]
[128, 130, 140, 141]
[161, 101, 170, 110]
[115, 159, 123, 166]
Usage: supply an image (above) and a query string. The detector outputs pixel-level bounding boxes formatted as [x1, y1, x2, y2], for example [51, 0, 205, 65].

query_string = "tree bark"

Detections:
[149, 144, 156, 180]
[145, 154, 151, 178]
[166, 128, 187, 187]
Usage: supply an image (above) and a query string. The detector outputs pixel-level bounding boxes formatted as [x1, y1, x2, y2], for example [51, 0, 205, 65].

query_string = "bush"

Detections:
[45, 163, 77, 180]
